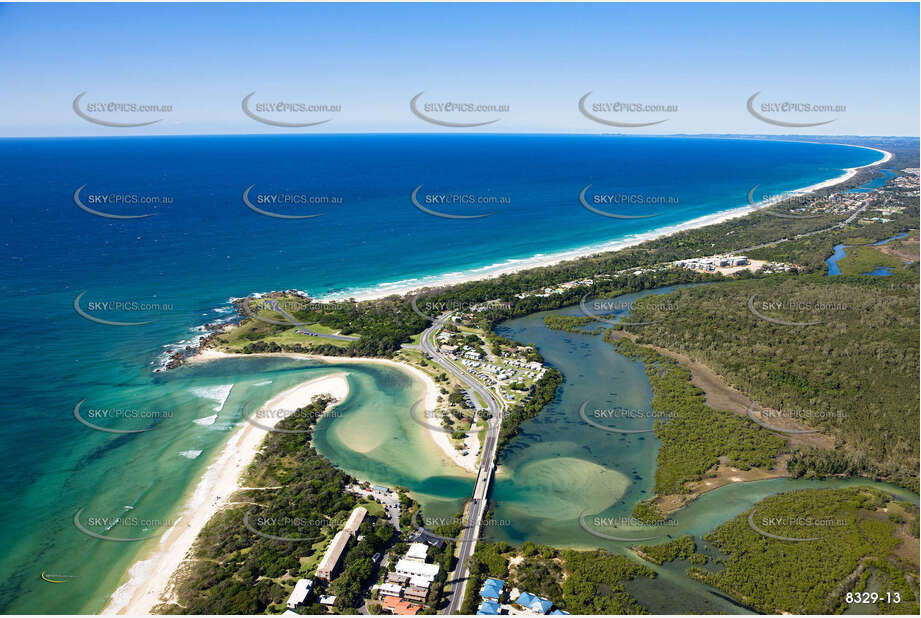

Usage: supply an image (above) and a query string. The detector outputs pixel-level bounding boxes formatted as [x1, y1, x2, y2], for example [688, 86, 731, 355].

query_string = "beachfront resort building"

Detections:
[343, 505, 367, 534]
[676, 255, 750, 272]
[316, 530, 350, 581]
[286, 578, 313, 609]
[315, 506, 367, 580]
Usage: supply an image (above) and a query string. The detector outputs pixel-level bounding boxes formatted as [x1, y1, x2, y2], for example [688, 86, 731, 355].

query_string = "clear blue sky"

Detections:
[1, 2, 918, 136]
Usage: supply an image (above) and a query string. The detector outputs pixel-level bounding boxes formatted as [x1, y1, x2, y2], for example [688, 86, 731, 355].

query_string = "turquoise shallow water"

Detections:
[311, 364, 474, 520]
[0, 356, 447, 614]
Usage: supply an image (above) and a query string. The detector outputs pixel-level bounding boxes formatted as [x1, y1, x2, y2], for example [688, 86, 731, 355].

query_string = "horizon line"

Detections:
[2, 132, 918, 140]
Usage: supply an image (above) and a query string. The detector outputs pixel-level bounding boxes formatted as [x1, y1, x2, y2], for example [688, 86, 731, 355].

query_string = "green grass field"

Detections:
[836, 245, 908, 276]
[214, 319, 352, 351]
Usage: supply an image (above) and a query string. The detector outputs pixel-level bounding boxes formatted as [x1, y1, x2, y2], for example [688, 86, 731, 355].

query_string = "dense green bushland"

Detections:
[496, 368, 563, 455]
[621, 273, 920, 490]
[635, 535, 700, 565]
[691, 487, 918, 615]
[605, 335, 785, 494]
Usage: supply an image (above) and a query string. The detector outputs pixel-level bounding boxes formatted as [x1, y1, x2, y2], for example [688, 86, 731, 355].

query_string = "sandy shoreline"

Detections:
[319, 144, 891, 303]
[190, 349, 479, 474]
[103, 372, 350, 615]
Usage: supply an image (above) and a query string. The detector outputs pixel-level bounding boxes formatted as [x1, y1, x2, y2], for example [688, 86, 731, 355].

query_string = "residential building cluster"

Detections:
[476, 578, 569, 616]
[458, 358, 545, 386]
[675, 254, 749, 273]
[438, 336, 546, 390]
[374, 542, 441, 615]
[514, 278, 594, 299]
[891, 168, 920, 193]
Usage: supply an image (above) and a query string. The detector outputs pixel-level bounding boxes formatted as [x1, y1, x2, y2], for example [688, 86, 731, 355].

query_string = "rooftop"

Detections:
[381, 596, 422, 615]
[408, 529, 446, 550]
[319, 595, 336, 606]
[343, 506, 368, 534]
[378, 582, 403, 598]
[405, 542, 429, 561]
[514, 591, 553, 614]
[316, 530, 351, 578]
[477, 600, 501, 615]
[286, 578, 313, 607]
[480, 577, 505, 600]
[395, 559, 440, 581]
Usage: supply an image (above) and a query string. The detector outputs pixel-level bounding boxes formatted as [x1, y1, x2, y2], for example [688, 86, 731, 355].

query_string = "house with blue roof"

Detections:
[476, 600, 501, 615]
[549, 610, 569, 615]
[513, 591, 553, 614]
[479, 578, 504, 601]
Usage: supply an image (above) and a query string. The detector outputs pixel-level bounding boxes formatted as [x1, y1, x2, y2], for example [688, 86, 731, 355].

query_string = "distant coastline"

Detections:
[320, 144, 891, 303]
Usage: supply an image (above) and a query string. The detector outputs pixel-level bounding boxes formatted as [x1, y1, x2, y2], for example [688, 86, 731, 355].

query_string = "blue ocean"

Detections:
[0, 135, 881, 612]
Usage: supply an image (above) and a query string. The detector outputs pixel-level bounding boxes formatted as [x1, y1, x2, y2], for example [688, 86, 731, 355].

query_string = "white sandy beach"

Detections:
[191, 349, 480, 474]
[318, 144, 891, 303]
[796, 144, 892, 192]
[103, 372, 349, 616]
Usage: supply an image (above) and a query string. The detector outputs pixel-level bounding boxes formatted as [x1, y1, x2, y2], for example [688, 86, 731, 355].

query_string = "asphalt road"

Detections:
[418, 313, 502, 614]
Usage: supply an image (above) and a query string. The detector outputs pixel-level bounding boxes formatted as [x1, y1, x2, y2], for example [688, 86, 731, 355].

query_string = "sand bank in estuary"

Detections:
[190, 350, 479, 474]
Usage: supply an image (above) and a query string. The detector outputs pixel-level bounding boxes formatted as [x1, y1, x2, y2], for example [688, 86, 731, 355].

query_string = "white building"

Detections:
[286, 578, 313, 609]
[409, 575, 433, 589]
[405, 543, 429, 562]
[395, 559, 440, 586]
[378, 582, 403, 599]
